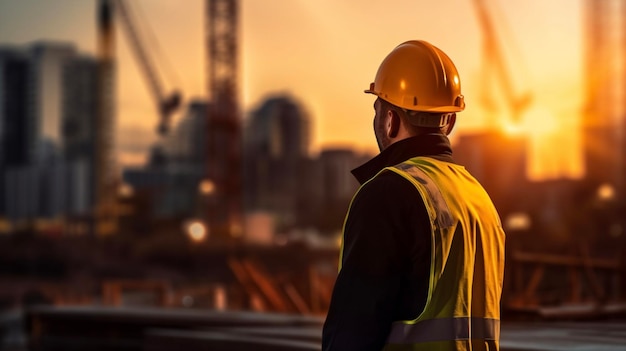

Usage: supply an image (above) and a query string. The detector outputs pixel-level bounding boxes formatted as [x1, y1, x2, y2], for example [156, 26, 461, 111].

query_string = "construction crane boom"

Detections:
[472, 0, 532, 123]
[99, 0, 181, 135]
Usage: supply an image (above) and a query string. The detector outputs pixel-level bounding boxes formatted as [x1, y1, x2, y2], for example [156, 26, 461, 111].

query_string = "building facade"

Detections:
[0, 42, 115, 234]
[62, 55, 101, 216]
[0, 47, 31, 217]
[244, 95, 311, 231]
[124, 100, 209, 219]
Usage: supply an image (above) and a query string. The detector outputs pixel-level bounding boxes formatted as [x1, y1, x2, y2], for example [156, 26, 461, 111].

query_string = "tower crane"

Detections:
[98, 0, 182, 136]
[472, 0, 532, 125]
[205, 0, 243, 239]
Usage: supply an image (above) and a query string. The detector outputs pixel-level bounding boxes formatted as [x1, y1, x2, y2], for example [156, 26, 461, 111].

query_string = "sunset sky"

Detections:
[0, 0, 586, 179]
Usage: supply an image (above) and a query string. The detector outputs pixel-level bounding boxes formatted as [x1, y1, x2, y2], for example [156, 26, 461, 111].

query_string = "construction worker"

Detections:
[322, 40, 506, 351]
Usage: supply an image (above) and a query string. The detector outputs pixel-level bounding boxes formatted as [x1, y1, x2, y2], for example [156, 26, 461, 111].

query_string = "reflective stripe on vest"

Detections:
[386, 317, 500, 343]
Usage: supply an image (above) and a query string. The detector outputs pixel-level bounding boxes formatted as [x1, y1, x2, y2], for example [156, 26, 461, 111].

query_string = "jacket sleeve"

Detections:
[322, 172, 429, 351]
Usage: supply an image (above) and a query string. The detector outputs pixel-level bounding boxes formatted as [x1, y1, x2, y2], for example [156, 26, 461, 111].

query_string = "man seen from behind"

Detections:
[322, 40, 506, 351]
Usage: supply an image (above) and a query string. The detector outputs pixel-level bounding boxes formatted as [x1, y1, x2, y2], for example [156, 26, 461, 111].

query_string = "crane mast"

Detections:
[94, 0, 119, 236]
[205, 0, 243, 239]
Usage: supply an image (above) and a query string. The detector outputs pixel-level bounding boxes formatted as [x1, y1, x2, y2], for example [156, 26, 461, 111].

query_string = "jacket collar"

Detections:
[351, 134, 454, 185]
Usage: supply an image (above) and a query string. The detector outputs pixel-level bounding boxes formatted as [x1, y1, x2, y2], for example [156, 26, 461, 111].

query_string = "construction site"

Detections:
[1, 0, 626, 350]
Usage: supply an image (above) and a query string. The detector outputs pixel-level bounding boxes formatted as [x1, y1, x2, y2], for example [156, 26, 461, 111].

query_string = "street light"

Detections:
[118, 182, 134, 198]
[504, 212, 531, 232]
[597, 183, 615, 202]
[595, 183, 621, 238]
[198, 179, 215, 196]
[185, 220, 208, 243]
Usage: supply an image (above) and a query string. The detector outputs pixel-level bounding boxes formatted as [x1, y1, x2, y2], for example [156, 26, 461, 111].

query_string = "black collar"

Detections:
[351, 134, 454, 184]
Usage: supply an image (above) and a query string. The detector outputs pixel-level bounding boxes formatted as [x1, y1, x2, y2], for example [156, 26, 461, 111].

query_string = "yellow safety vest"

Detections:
[340, 156, 505, 351]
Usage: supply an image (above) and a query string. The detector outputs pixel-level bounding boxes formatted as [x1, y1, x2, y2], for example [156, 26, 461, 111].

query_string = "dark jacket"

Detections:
[322, 134, 455, 351]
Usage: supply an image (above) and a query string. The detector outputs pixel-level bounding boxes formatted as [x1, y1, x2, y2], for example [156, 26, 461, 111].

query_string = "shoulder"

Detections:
[350, 169, 425, 218]
[344, 168, 431, 259]
[357, 169, 420, 201]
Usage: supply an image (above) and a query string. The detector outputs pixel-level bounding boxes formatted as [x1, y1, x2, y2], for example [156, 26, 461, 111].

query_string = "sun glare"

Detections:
[515, 104, 582, 180]
[502, 121, 525, 136]
[520, 105, 558, 137]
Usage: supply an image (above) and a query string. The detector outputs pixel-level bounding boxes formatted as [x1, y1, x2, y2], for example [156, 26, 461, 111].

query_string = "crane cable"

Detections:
[125, 0, 183, 93]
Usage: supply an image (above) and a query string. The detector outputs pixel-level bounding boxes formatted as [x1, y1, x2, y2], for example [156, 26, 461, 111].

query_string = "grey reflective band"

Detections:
[394, 162, 454, 228]
[386, 317, 500, 344]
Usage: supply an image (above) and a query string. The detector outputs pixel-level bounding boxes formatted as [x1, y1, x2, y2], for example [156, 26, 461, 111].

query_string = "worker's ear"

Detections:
[386, 109, 401, 138]
[443, 113, 457, 135]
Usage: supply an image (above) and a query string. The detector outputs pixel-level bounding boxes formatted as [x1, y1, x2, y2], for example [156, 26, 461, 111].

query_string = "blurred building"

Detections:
[454, 130, 530, 219]
[62, 55, 102, 216]
[319, 149, 364, 204]
[30, 42, 77, 153]
[0, 42, 114, 234]
[243, 95, 311, 231]
[242, 94, 373, 237]
[0, 47, 31, 217]
[0, 47, 31, 166]
[161, 100, 208, 166]
[123, 100, 209, 219]
[311, 148, 369, 235]
[1, 43, 77, 221]
[583, 0, 626, 192]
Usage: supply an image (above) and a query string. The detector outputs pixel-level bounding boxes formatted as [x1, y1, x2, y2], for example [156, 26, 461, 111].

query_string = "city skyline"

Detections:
[0, 0, 585, 179]
[2, 2, 626, 330]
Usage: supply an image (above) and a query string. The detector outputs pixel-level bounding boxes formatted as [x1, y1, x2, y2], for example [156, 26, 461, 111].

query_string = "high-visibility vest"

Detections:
[340, 156, 505, 351]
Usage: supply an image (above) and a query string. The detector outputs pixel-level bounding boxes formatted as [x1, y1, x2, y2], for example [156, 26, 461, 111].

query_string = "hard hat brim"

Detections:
[364, 89, 464, 113]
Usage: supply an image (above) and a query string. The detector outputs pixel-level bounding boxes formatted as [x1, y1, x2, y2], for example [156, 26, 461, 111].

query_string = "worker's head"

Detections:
[365, 40, 465, 151]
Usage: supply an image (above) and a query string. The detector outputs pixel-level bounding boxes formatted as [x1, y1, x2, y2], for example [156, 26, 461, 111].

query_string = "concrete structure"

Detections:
[0, 42, 114, 231]
[244, 95, 311, 231]
[306, 148, 369, 236]
[454, 130, 530, 218]
[0, 47, 31, 217]
[124, 101, 210, 219]
[0, 47, 31, 166]
[245, 96, 310, 162]
[29, 43, 77, 155]
[161, 100, 208, 167]
[318, 149, 363, 204]
[1, 43, 77, 221]
[123, 165, 203, 219]
[242, 95, 373, 235]
[62, 55, 102, 216]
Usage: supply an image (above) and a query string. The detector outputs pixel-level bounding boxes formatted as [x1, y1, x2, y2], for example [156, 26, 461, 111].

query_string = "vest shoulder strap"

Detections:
[385, 161, 454, 229]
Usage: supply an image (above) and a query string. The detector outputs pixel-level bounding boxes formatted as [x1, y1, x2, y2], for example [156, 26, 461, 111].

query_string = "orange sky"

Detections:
[0, 0, 586, 179]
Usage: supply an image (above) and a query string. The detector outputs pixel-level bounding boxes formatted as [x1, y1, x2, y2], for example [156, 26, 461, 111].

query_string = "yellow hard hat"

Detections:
[365, 40, 465, 113]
